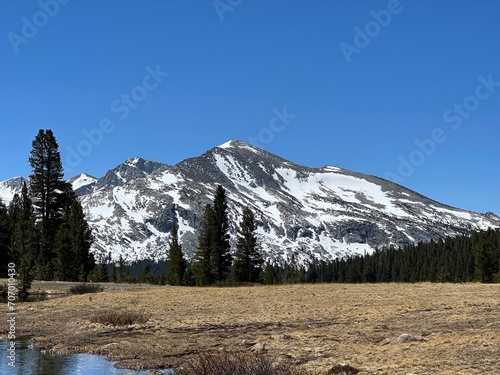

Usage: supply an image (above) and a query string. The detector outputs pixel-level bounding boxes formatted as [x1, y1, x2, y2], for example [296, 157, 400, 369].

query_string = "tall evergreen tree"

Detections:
[0, 199, 10, 277]
[233, 206, 263, 283]
[8, 183, 38, 293]
[263, 262, 279, 285]
[192, 204, 215, 285]
[29, 129, 66, 280]
[474, 230, 498, 283]
[166, 225, 186, 285]
[141, 264, 156, 284]
[29, 129, 66, 224]
[54, 184, 95, 281]
[117, 255, 131, 283]
[210, 185, 232, 282]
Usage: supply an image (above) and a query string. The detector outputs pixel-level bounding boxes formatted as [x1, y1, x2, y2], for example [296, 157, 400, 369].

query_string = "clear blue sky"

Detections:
[1, 1, 499, 214]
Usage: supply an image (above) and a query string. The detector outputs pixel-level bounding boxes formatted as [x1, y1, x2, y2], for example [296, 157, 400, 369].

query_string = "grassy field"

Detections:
[1, 281, 499, 374]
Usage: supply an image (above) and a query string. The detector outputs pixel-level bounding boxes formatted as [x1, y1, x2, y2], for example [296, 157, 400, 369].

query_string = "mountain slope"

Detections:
[0, 177, 25, 203]
[1, 141, 499, 264]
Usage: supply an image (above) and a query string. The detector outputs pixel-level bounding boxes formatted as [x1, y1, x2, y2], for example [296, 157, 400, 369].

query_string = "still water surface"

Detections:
[0, 339, 174, 375]
[0, 294, 50, 303]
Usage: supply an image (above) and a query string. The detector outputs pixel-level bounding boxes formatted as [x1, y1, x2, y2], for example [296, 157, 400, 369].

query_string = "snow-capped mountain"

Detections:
[75, 140, 500, 263]
[0, 177, 25, 203]
[1, 140, 500, 264]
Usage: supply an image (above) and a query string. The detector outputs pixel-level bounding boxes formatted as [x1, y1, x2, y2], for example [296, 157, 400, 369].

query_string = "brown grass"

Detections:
[1, 282, 499, 374]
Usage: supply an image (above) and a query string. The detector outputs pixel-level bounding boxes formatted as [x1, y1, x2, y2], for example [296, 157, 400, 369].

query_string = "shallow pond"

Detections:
[0, 294, 51, 303]
[0, 338, 174, 375]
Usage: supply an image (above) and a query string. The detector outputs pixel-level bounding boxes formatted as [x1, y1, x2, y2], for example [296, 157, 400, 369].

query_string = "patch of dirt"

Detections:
[1, 282, 499, 374]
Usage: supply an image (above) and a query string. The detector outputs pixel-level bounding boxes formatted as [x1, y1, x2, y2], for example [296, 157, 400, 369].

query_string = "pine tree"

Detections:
[66, 187, 95, 281]
[263, 262, 279, 285]
[7, 183, 38, 293]
[141, 264, 156, 284]
[0, 199, 10, 277]
[29, 129, 66, 280]
[474, 230, 498, 283]
[54, 185, 95, 281]
[192, 204, 215, 285]
[111, 263, 118, 283]
[100, 262, 109, 282]
[117, 255, 130, 283]
[233, 206, 263, 283]
[166, 225, 186, 285]
[53, 222, 73, 281]
[210, 185, 232, 282]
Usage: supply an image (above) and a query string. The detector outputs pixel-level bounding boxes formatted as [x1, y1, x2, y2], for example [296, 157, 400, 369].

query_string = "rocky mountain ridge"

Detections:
[1, 140, 499, 264]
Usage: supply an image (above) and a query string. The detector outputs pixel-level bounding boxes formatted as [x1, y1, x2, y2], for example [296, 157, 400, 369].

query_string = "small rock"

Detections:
[396, 333, 425, 343]
[271, 362, 281, 369]
[249, 342, 266, 353]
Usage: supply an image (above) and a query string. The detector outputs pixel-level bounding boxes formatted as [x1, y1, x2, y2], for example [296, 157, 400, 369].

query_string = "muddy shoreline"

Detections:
[1, 281, 499, 374]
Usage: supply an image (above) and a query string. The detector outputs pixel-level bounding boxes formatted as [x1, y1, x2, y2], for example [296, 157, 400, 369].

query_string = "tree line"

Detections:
[260, 228, 500, 284]
[106, 227, 500, 286]
[0, 130, 95, 293]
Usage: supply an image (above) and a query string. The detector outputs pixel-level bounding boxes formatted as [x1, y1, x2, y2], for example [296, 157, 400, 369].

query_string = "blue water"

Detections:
[0, 339, 174, 375]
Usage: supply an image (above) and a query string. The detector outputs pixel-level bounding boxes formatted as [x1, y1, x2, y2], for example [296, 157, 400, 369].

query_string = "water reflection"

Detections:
[0, 294, 57, 303]
[0, 339, 174, 375]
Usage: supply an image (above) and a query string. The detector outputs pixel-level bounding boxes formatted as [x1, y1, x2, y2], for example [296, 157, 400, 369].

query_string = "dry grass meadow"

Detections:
[1, 281, 499, 374]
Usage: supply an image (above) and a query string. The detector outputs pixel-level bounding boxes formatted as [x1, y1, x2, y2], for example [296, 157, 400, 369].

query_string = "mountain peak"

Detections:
[217, 140, 261, 153]
[125, 157, 145, 167]
[68, 172, 97, 181]
[68, 173, 98, 196]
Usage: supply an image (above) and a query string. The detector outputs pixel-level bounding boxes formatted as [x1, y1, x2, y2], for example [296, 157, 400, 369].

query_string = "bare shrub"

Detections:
[91, 310, 149, 326]
[176, 352, 315, 375]
[68, 283, 104, 295]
